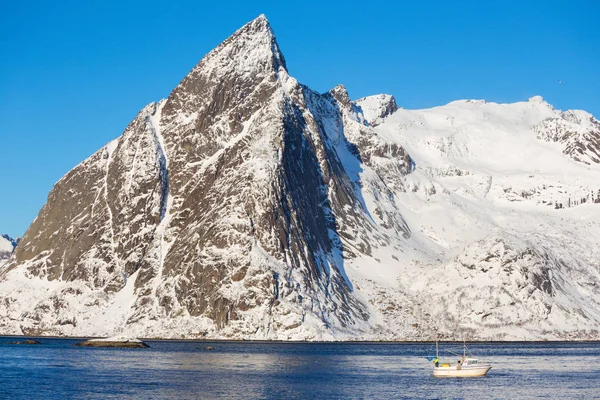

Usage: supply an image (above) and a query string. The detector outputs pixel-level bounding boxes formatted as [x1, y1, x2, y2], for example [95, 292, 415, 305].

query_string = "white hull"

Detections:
[433, 365, 491, 377]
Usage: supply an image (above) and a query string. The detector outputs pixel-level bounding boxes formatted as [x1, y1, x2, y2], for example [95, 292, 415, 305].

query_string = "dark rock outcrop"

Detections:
[74, 338, 150, 348]
[534, 110, 600, 165]
[5, 339, 41, 345]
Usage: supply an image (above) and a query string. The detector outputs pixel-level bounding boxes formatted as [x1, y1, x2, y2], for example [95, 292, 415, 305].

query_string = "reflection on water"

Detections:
[1, 339, 599, 399]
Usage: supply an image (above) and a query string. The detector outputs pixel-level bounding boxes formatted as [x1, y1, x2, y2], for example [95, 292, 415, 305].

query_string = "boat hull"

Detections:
[433, 366, 491, 377]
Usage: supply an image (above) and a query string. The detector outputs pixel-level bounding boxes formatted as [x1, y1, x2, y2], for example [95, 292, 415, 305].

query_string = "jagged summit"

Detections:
[209, 13, 287, 72]
[329, 84, 351, 106]
[162, 14, 287, 135]
[200, 14, 283, 67]
[246, 14, 273, 34]
[170, 13, 285, 92]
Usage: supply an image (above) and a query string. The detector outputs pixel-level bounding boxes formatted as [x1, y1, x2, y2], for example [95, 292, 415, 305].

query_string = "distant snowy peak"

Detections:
[0, 234, 18, 264]
[329, 84, 352, 106]
[0, 234, 18, 251]
[372, 95, 599, 168]
[534, 109, 600, 165]
[355, 94, 398, 126]
[527, 95, 552, 106]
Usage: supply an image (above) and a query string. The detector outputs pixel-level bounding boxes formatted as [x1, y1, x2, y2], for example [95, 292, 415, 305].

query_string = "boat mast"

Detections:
[436, 339, 439, 358]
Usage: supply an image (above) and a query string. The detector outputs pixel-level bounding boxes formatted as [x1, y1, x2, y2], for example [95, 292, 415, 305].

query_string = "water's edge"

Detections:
[2, 334, 600, 344]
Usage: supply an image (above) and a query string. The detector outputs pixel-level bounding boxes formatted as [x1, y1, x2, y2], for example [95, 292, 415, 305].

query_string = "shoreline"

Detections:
[1, 334, 600, 344]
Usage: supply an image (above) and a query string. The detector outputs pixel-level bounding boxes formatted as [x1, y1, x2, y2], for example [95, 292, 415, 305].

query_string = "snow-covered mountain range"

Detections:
[0, 234, 18, 266]
[1, 15, 599, 340]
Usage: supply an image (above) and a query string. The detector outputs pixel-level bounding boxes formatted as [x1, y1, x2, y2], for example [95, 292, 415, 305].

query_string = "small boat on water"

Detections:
[431, 341, 491, 377]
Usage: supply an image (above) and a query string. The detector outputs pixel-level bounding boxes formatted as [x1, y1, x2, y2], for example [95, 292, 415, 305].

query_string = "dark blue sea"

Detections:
[1, 338, 599, 399]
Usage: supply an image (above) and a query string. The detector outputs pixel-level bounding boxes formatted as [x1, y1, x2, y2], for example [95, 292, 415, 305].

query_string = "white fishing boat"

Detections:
[431, 341, 491, 377]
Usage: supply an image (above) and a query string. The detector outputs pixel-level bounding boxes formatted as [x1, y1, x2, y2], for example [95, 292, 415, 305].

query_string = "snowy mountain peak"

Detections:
[355, 94, 398, 126]
[528, 95, 545, 103]
[162, 14, 287, 123]
[0, 234, 17, 265]
[526, 95, 555, 111]
[248, 14, 271, 31]
[195, 13, 285, 75]
[329, 84, 352, 106]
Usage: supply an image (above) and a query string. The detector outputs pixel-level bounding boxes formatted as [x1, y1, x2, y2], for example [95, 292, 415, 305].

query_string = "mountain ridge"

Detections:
[1, 15, 599, 340]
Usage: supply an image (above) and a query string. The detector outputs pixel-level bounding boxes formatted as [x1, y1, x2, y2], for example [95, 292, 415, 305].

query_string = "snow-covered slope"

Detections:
[0, 234, 18, 266]
[1, 16, 599, 340]
[348, 95, 600, 340]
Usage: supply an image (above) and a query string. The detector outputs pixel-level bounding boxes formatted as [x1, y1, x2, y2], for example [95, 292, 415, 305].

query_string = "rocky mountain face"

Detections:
[532, 103, 600, 165]
[0, 16, 395, 338]
[0, 234, 18, 265]
[1, 16, 599, 340]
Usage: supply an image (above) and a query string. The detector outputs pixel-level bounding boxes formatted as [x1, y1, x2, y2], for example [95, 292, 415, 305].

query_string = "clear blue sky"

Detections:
[1, 0, 599, 236]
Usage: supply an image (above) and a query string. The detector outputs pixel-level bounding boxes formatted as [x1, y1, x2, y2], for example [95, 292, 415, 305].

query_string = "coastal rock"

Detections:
[74, 337, 150, 348]
[6, 339, 41, 345]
